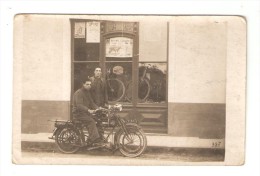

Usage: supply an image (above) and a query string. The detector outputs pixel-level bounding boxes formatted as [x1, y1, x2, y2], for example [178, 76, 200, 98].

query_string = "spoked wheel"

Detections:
[107, 79, 125, 102]
[117, 126, 147, 157]
[125, 79, 150, 103]
[55, 127, 81, 154]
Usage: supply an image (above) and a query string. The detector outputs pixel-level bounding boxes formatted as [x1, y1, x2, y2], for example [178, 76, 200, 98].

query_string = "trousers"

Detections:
[74, 114, 100, 142]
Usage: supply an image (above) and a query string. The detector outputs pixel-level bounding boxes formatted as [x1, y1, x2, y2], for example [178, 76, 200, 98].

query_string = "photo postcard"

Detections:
[13, 14, 246, 165]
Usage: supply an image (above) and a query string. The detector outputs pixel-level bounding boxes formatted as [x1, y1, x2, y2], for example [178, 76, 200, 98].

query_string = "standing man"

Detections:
[89, 67, 108, 107]
[72, 78, 103, 144]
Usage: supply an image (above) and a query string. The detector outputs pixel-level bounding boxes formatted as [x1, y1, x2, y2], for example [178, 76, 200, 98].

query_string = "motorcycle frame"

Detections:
[50, 113, 140, 149]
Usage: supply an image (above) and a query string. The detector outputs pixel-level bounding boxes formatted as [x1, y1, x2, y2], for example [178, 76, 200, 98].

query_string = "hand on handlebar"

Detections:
[90, 107, 106, 113]
[88, 109, 95, 114]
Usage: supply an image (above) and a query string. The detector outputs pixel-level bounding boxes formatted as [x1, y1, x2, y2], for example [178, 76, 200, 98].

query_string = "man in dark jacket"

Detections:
[72, 79, 102, 144]
[89, 67, 108, 107]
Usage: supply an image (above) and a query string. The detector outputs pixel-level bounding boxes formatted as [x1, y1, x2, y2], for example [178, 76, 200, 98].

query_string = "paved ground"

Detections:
[21, 141, 225, 162]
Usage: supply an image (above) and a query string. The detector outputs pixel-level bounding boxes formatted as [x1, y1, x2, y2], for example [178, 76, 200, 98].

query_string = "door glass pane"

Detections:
[138, 63, 167, 103]
[105, 62, 132, 103]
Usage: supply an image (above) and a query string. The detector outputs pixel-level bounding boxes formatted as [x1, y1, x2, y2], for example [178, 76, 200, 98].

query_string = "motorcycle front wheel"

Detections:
[55, 127, 81, 154]
[116, 126, 147, 157]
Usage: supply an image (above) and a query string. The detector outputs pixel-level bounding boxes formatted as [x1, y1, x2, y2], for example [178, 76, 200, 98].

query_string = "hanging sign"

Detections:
[86, 21, 100, 43]
[74, 22, 85, 38]
[106, 37, 133, 57]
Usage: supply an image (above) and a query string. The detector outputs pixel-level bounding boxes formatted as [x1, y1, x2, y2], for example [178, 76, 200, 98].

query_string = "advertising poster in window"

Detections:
[86, 21, 100, 43]
[106, 37, 133, 57]
[74, 22, 85, 38]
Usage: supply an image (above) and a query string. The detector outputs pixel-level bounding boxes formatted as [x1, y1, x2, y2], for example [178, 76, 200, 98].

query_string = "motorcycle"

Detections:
[49, 104, 147, 157]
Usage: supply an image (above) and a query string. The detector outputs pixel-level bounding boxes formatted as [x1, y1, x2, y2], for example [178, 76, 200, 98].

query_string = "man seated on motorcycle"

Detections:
[72, 78, 105, 145]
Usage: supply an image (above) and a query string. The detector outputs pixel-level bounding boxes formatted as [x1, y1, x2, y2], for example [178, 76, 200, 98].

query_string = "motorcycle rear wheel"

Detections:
[55, 127, 81, 154]
[117, 126, 147, 157]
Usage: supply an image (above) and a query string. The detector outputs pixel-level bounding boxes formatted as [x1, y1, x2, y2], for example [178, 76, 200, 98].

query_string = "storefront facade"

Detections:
[20, 15, 226, 147]
[71, 19, 168, 133]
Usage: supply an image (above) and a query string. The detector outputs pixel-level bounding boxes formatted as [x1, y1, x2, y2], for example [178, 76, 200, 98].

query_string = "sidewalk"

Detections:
[21, 133, 224, 150]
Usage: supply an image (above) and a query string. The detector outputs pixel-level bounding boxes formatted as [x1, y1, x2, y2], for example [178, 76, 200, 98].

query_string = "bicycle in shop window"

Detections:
[106, 65, 129, 102]
[106, 64, 166, 103]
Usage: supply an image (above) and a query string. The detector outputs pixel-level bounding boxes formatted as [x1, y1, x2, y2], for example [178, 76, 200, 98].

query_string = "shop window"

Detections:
[137, 62, 167, 103]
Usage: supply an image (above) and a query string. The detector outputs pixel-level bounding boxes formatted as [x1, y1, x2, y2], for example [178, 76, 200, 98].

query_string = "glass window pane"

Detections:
[74, 63, 100, 92]
[138, 63, 167, 103]
[86, 43, 100, 61]
[74, 39, 100, 61]
[105, 62, 132, 103]
[74, 38, 86, 61]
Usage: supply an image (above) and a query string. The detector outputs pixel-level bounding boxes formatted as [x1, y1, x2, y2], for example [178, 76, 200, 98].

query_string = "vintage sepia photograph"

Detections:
[12, 14, 246, 165]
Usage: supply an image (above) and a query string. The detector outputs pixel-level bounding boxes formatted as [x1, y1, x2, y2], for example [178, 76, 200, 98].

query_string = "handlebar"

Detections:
[92, 104, 123, 115]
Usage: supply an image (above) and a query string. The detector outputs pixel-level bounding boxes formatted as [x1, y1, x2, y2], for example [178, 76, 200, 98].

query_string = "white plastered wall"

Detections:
[168, 16, 227, 104]
[21, 15, 71, 100]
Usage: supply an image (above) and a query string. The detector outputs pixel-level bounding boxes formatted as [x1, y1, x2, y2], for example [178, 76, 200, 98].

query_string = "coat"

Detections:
[72, 87, 98, 118]
[89, 76, 108, 107]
